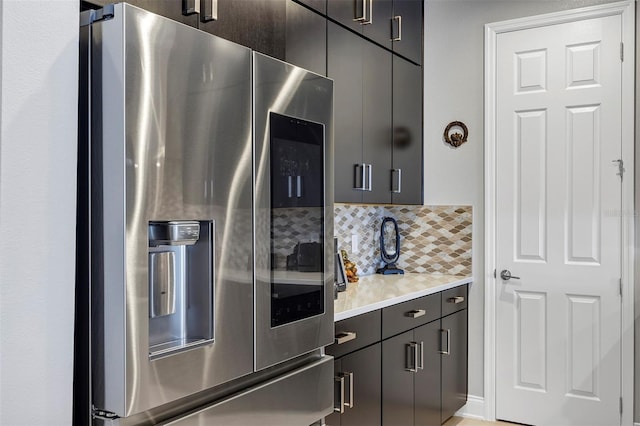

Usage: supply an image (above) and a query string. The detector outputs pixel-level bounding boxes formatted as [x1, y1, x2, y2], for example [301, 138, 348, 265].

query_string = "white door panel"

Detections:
[495, 15, 622, 426]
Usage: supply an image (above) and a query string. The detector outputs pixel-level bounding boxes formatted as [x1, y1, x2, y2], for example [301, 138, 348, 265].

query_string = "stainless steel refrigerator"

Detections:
[75, 3, 334, 425]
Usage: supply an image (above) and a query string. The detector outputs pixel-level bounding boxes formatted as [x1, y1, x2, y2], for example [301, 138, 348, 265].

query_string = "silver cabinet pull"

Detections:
[182, 0, 200, 15]
[405, 309, 426, 318]
[440, 329, 451, 355]
[500, 269, 521, 281]
[447, 296, 465, 304]
[335, 331, 357, 345]
[391, 168, 402, 193]
[334, 374, 345, 413]
[366, 164, 373, 191]
[353, 0, 366, 21]
[362, 0, 373, 25]
[287, 176, 293, 198]
[417, 341, 424, 370]
[405, 342, 419, 372]
[200, 0, 218, 22]
[296, 175, 302, 198]
[344, 372, 354, 408]
[354, 163, 367, 190]
[391, 15, 402, 41]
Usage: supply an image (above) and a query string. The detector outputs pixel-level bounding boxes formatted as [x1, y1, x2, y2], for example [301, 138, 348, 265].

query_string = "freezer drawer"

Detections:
[161, 356, 334, 426]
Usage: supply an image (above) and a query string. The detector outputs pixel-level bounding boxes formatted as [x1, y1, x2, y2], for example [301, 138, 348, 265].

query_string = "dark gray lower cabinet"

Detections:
[441, 309, 468, 423]
[382, 320, 440, 426]
[327, 344, 382, 426]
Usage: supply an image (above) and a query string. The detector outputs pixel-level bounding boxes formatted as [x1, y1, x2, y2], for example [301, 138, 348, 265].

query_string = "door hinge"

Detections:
[613, 159, 625, 180]
[92, 406, 119, 421]
[620, 42, 624, 62]
[619, 278, 623, 297]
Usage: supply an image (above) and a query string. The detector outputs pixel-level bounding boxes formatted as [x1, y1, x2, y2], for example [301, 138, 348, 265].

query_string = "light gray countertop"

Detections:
[334, 273, 473, 321]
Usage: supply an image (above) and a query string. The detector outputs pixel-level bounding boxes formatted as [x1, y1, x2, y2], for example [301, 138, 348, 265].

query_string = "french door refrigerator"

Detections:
[75, 3, 334, 425]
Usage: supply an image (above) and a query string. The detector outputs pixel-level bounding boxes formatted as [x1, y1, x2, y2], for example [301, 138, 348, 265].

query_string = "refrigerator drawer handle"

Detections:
[335, 331, 357, 345]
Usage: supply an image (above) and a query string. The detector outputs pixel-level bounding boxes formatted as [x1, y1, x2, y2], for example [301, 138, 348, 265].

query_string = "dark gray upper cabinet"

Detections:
[391, 0, 423, 64]
[361, 40, 392, 204]
[391, 56, 423, 204]
[285, 0, 327, 76]
[198, 0, 286, 61]
[295, 0, 327, 14]
[327, 0, 367, 33]
[328, 22, 364, 203]
[329, 21, 421, 204]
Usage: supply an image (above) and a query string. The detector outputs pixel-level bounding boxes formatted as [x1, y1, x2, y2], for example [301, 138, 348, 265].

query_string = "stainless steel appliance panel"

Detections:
[92, 3, 254, 417]
[161, 356, 334, 426]
[253, 52, 334, 370]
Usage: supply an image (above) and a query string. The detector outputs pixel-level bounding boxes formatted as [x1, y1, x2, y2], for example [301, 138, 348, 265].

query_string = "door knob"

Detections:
[500, 269, 520, 281]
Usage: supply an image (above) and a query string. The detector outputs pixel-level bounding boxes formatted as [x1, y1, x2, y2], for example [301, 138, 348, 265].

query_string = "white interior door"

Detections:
[495, 15, 622, 426]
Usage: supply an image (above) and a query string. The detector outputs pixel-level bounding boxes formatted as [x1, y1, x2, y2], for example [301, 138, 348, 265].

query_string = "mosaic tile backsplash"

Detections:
[334, 204, 472, 276]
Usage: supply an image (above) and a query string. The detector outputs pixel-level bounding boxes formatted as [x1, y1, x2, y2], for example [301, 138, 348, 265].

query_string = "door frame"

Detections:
[484, 1, 635, 423]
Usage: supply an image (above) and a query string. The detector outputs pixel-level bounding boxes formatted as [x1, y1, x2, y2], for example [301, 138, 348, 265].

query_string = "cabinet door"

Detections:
[327, 344, 382, 426]
[441, 310, 468, 423]
[391, 0, 422, 64]
[198, 0, 286, 60]
[391, 56, 422, 204]
[328, 22, 364, 203]
[286, 0, 327, 76]
[361, 41, 392, 204]
[382, 331, 414, 426]
[414, 320, 441, 426]
[341, 344, 382, 426]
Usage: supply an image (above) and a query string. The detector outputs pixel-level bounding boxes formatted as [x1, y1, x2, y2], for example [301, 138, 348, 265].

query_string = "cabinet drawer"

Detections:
[442, 285, 468, 317]
[382, 293, 441, 339]
[326, 310, 381, 358]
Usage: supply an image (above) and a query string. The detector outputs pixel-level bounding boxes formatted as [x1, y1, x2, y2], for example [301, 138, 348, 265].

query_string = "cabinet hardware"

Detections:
[296, 176, 303, 198]
[334, 374, 345, 413]
[366, 164, 373, 191]
[440, 329, 451, 355]
[406, 342, 419, 372]
[362, 0, 373, 25]
[182, 0, 200, 15]
[417, 341, 424, 370]
[353, 0, 366, 22]
[391, 169, 402, 193]
[391, 15, 402, 41]
[287, 176, 293, 198]
[344, 372, 354, 408]
[405, 309, 426, 318]
[447, 296, 465, 304]
[200, 0, 218, 22]
[335, 331, 357, 345]
[354, 163, 367, 190]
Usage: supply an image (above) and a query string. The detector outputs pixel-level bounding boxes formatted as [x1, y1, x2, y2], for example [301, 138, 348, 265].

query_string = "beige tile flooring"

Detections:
[444, 416, 516, 426]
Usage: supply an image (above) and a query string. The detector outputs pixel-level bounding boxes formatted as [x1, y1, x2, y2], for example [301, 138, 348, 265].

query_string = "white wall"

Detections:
[0, 1, 79, 424]
[423, 0, 621, 411]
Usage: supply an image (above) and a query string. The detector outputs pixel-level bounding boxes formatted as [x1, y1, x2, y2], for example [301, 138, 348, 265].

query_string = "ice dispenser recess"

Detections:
[148, 220, 215, 359]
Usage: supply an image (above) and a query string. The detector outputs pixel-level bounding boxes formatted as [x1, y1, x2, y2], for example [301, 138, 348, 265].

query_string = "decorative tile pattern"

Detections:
[334, 204, 472, 276]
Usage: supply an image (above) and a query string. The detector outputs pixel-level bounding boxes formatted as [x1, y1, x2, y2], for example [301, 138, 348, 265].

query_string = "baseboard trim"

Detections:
[454, 395, 485, 420]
